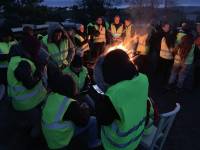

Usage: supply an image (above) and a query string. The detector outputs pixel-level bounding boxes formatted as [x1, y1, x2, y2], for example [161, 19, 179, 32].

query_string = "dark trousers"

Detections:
[194, 65, 200, 88]
[135, 55, 149, 75]
[157, 57, 174, 85]
[0, 68, 7, 85]
[91, 42, 105, 61]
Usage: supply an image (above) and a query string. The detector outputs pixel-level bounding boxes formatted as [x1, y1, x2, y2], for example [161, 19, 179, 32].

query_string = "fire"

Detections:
[106, 41, 135, 61]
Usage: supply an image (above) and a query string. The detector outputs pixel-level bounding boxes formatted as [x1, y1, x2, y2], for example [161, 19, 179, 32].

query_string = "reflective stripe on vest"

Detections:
[63, 66, 88, 92]
[102, 128, 144, 148]
[42, 93, 75, 149]
[93, 25, 106, 43]
[46, 38, 68, 67]
[74, 34, 90, 52]
[111, 117, 146, 137]
[11, 81, 44, 101]
[124, 24, 134, 40]
[102, 73, 148, 150]
[111, 24, 123, 38]
[176, 32, 186, 45]
[42, 97, 72, 129]
[160, 37, 173, 59]
[7, 56, 47, 111]
[136, 33, 149, 55]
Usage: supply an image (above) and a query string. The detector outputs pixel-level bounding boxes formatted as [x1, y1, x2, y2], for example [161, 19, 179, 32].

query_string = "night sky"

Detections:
[42, 0, 200, 7]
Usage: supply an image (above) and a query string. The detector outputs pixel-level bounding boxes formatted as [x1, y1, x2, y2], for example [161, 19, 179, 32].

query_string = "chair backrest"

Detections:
[150, 103, 181, 150]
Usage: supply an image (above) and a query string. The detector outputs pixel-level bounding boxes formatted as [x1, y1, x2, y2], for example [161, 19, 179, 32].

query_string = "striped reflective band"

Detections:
[103, 128, 144, 148]
[42, 121, 73, 129]
[42, 97, 72, 130]
[111, 117, 146, 137]
[13, 82, 44, 101]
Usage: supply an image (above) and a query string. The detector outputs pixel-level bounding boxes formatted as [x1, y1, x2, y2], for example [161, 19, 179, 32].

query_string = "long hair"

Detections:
[177, 35, 194, 61]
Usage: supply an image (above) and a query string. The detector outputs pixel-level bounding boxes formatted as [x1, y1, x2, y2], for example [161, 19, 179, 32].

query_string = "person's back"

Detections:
[7, 36, 47, 111]
[93, 49, 149, 150]
[102, 73, 148, 150]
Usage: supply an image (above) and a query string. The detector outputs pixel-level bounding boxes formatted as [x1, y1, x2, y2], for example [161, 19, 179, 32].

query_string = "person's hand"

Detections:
[80, 102, 89, 109]
[80, 102, 90, 116]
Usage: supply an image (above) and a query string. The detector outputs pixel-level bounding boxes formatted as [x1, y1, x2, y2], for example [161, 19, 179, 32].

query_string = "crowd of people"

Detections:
[0, 15, 199, 150]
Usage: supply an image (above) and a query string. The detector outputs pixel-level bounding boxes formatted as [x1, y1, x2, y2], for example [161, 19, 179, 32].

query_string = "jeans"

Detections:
[169, 63, 193, 88]
[74, 116, 100, 149]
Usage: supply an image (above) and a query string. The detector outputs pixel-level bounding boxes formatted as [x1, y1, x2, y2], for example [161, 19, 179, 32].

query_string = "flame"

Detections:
[105, 41, 135, 62]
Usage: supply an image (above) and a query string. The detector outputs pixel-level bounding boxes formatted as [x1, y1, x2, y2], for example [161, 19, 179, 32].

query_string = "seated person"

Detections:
[42, 74, 100, 150]
[90, 49, 149, 150]
[63, 55, 89, 93]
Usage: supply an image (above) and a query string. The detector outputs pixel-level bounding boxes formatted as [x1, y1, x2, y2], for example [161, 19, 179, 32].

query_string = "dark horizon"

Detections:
[42, 0, 200, 7]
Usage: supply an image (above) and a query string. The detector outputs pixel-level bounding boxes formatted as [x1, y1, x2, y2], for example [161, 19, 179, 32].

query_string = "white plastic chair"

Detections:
[0, 84, 5, 101]
[140, 103, 181, 150]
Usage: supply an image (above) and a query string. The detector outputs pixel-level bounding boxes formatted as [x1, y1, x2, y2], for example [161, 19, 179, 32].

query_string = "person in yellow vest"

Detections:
[74, 24, 90, 59]
[89, 49, 149, 150]
[63, 55, 89, 93]
[134, 24, 150, 74]
[0, 26, 17, 85]
[42, 74, 101, 150]
[63, 55, 95, 110]
[168, 35, 195, 91]
[7, 36, 48, 137]
[42, 23, 72, 69]
[157, 22, 176, 85]
[91, 17, 106, 62]
[123, 17, 135, 43]
[110, 15, 124, 43]
[176, 22, 190, 45]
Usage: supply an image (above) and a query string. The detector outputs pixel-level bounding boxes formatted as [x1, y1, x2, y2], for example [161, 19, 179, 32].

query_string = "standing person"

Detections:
[168, 35, 195, 91]
[157, 22, 176, 85]
[7, 36, 48, 136]
[194, 37, 200, 88]
[90, 17, 106, 62]
[134, 24, 150, 74]
[42, 23, 73, 70]
[110, 15, 124, 43]
[0, 26, 17, 85]
[74, 24, 90, 60]
[42, 74, 100, 150]
[89, 50, 149, 150]
[176, 22, 190, 45]
[123, 17, 135, 43]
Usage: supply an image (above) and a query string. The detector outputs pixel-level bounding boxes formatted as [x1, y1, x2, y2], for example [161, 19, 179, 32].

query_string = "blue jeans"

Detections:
[169, 63, 193, 88]
[74, 116, 100, 149]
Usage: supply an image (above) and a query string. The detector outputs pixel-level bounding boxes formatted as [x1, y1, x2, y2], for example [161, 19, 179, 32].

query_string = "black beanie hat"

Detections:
[71, 55, 83, 68]
[102, 49, 138, 85]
